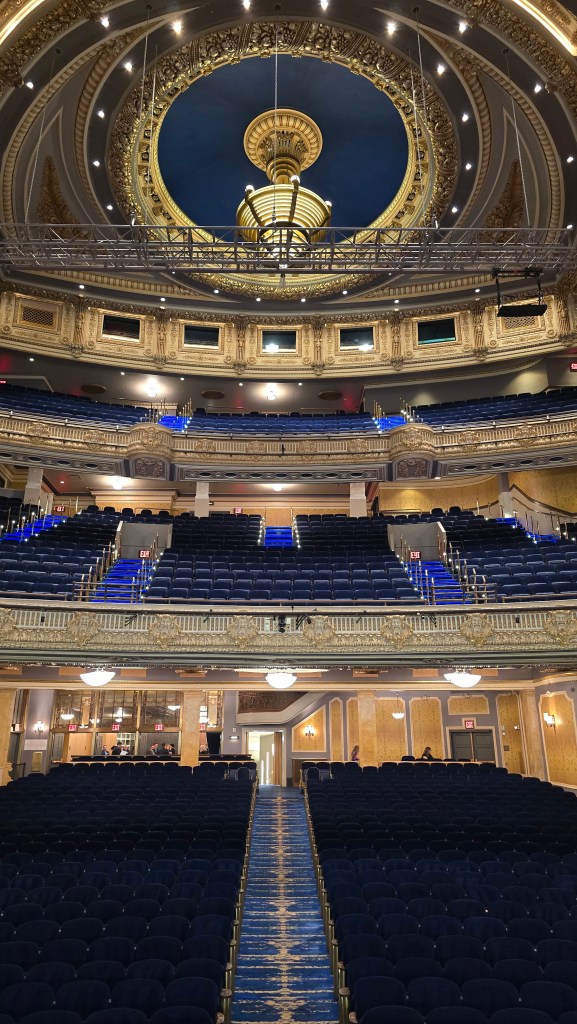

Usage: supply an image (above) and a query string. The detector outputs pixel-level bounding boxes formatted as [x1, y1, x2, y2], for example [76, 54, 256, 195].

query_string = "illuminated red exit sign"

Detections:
[570, 362, 577, 371]
[410, 550, 421, 560]
[139, 549, 150, 558]
[464, 719, 476, 730]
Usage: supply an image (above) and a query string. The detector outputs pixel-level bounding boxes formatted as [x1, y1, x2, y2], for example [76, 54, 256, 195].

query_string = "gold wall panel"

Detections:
[378, 477, 500, 513]
[329, 698, 344, 762]
[448, 695, 490, 716]
[376, 697, 407, 762]
[410, 696, 444, 759]
[509, 468, 577, 516]
[497, 693, 526, 775]
[346, 698, 359, 760]
[540, 690, 577, 787]
[292, 706, 326, 754]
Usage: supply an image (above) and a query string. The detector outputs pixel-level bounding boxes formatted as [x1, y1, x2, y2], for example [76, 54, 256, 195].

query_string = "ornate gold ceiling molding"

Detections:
[0, 0, 106, 88]
[110, 20, 455, 300]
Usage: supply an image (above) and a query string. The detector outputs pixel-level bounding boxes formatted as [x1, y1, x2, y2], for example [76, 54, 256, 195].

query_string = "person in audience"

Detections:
[420, 745, 434, 760]
[350, 745, 360, 762]
[119, 743, 130, 756]
[101, 745, 109, 757]
[166, 743, 176, 756]
[199, 741, 210, 756]
[110, 743, 121, 756]
[146, 741, 160, 757]
[157, 743, 172, 759]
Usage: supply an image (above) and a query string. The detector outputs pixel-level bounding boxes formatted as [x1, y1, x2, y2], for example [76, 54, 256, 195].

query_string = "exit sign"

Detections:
[111, 723, 120, 732]
[571, 362, 577, 371]
[464, 719, 476, 730]
[410, 550, 421, 560]
[234, 507, 243, 514]
[55, 504, 66, 513]
[68, 723, 77, 732]
[139, 549, 150, 558]
[154, 723, 163, 732]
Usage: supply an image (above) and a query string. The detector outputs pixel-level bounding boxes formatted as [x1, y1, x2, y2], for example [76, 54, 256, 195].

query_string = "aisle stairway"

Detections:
[406, 559, 468, 604]
[263, 526, 294, 548]
[90, 558, 152, 603]
[232, 787, 337, 1024]
[1, 514, 67, 542]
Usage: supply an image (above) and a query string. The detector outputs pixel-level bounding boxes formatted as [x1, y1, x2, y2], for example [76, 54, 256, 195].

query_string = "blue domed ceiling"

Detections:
[157, 55, 409, 227]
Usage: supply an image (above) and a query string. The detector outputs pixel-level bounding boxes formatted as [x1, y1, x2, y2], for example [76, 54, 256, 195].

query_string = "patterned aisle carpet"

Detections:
[232, 786, 338, 1024]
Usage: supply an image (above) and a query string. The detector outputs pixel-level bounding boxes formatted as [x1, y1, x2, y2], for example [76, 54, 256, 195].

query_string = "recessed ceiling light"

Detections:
[298, 382, 303, 386]
[213, 288, 219, 294]
[123, 61, 133, 72]
[567, 223, 574, 230]
[458, 19, 468, 32]
[437, 63, 446, 75]
[465, 162, 473, 170]
[106, 204, 113, 211]
[160, 297, 166, 302]
[320, 0, 329, 8]
[172, 19, 182, 33]
[342, 289, 348, 295]
[238, 382, 244, 387]
[534, 82, 543, 93]
[475, 288, 480, 293]
[242, 0, 250, 8]
[29, 357, 35, 362]
[451, 205, 458, 213]
[60, 480, 65, 484]
[272, 484, 284, 491]
[256, 297, 261, 302]
[25, 80, 34, 89]
[300, 297, 306, 303]
[180, 376, 185, 381]
[394, 299, 400, 304]
[92, 159, 101, 167]
[78, 284, 85, 290]
[387, 20, 397, 35]
[461, 112, 470, 122]
[120, 371, 125, 376]
[97, 109, 105, 118]
[100, 15, 109, 27]
[567, 155, 575, 163]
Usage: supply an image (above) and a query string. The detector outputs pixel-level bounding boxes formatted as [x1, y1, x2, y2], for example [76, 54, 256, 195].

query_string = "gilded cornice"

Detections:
[0, 602, 576, 664]
[0, 0, 107, 88]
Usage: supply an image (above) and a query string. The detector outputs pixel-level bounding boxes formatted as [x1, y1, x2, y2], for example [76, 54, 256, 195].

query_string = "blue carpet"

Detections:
[232, 787, 337, 1024]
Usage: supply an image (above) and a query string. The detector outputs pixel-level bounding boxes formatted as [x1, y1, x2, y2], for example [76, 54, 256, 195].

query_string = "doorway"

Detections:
[450, 729, 496, 762]
[246, 730, 283, 784]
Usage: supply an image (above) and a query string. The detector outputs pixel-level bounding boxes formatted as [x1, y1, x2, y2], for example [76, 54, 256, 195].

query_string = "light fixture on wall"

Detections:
[444, 670, 481, 689]
[80, 669, 116, 687]
[110, 477, 125, 491]
[392, 692, 405, 720]
[266, 670, 297, 689]
[33, 720, 47, 734]
[543, 711, 556, 728]
[304, 724, 315, 738]
[59, 711, 75, 722]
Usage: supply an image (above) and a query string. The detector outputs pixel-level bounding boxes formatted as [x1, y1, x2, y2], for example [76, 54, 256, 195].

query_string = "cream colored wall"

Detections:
[378, 476, 499, 513]
[509, 468, 577, 516]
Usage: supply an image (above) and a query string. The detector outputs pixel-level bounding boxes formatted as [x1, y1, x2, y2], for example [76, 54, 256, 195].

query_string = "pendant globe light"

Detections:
[80, 669, 116, 687]
[266, 670, 297, 690]
[444, 670, 481, 689]
[392, 692, 405, 719]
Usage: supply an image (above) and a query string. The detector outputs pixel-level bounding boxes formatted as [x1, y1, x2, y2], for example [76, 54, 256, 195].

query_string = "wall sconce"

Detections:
[543, 712, 556, 729]
[33, 720, 46, 734]
[304, 725, 315, 738]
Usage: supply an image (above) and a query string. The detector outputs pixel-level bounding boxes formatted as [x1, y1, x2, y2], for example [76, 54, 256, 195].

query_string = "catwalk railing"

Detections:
[0, 224, 574, 273]
[0, 597, 574, 665]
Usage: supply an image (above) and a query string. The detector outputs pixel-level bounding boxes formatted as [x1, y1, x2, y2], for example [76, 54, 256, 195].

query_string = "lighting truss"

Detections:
[0, 224, 573, 275]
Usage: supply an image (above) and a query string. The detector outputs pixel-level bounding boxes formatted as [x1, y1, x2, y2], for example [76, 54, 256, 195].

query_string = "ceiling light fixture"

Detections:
[242, 0, 251, 7]
[100, 15, 110, 27]
[444, 670, 481, 688]
[92, 160, 100, 167]
[461, 113, 470, 122]
[25, 80, 34, 89]
[265, 342, 279, 353]
[272, 484, 284, 491]
[172, 20, 182, 33]
[167, 704, 181, 711]
[266, 670, 297, 689]
[387, 20, 397, 35]
[392, 692, 405, 720]
[320, 0, 329, 8]
[451, 206, 458, 213]
[97, 109, 105, 118]
[60, 712, 75, 721]
[123, 61, 133, 72]
[534, 82, 543, 93]
[567, 155, 575, 163]
[106, 204, 113, 211]
[110, 476, 124, 490]
[458, 19, 468, 32]
[437, 63, 446, 75]
[465, 162, 473, 170]
[359, 343, 373, 352]
[80, 669, 116, 686]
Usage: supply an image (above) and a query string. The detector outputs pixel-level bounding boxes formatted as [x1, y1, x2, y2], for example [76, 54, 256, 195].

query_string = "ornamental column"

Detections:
[519, 690, 546, 780]
[0, 689, 16, 785]
[496, 472, 513, 518]
[180, 690, 203, 767]
[23, 466, 44, 508]
[357, 690, 378, 767]
[194, 481, 210, 518]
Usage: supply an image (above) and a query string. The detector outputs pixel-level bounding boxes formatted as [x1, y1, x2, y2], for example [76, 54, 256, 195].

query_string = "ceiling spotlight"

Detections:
[451, 205, 458, 213]
[78, 284, 85, 290]
[567, 155, 575, 163]
[534, 82, 543, 93]
[437, 63, 446, 75]
[100, 15, 110, 27]
[106, 204, 113, 211]
[465, 162, 473, 170]
[256, 296, 261, 302]
[120, 371, 125, 376]
[123, 61, 133, 72]
[171, 20, 182, 33]
[272, 484, 284, 492]
[387, 20, 397, 35]
[238, 382, 244, 387]
[461, 112, 470, 122]
[320, 0, 329, 8]
[80, 669, 116, 686]
[300, 297, 306, 303]
[213, 288, 219, 294]
[92, 160, 101, 167]
[394, 299, 400, 304]
[342, 289, 348, 295]
[97, 109, 105, 118]
[147, 386, 159, 398]
[110, 476, 124, 490]
[298, 382, 303, 386]
[458, 19, 468, 32]
[475, 288, 481, 293]
[567, 223, 574, 230]
[25, 80, 34, 89]
[444, 670, 481, 688]
[242, 0, 250, 8]
[266, 670, 297, 689]
[29, 357, 35, 362]
[160, 297, 165, 302]
[180, 376, 185, 381]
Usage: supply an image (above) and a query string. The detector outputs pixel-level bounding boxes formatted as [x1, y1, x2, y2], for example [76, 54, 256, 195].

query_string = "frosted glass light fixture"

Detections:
[444, 670, 481, 688]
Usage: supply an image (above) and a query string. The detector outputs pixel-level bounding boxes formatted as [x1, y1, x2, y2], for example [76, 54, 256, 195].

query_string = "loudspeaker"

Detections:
[497, 303, 547, 317]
